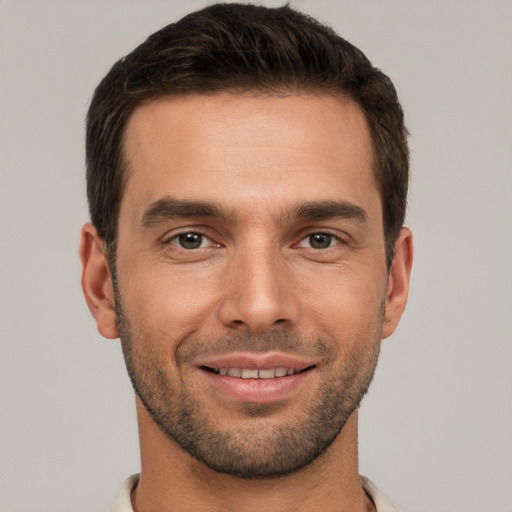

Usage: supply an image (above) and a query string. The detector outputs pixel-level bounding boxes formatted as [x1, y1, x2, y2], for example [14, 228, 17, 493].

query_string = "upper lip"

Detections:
[195, 352, 318, 372]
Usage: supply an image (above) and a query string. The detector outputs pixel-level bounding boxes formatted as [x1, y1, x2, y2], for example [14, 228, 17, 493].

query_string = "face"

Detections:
[104, 93, 404, 478]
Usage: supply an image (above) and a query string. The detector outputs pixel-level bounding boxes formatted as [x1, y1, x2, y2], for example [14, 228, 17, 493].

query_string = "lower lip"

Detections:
[200, 368, 314, 403]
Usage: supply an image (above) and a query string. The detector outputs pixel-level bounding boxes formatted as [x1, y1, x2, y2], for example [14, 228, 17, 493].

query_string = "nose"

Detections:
[218, 243, 297, 334]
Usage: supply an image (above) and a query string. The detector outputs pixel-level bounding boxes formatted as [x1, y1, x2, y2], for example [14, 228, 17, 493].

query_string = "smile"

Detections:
[200, 364, 315, 403]
[206, 367, 298, 379]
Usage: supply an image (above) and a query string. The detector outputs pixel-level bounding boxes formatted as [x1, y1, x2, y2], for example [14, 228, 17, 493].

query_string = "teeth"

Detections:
[258, 368, 275, 379]
[215, 367, 296, 379]
[241, 369, 259, 379]
[275, 367, 288, 377]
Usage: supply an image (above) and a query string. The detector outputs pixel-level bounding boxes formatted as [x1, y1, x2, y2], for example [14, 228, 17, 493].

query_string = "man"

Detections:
[80, 3, 413, 511]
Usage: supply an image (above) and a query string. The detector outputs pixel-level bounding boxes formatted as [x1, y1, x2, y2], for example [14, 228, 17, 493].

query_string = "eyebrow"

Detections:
[141, 197, 235, 227]
[282, 200, 368, 224]
[141, 196, 368, 228]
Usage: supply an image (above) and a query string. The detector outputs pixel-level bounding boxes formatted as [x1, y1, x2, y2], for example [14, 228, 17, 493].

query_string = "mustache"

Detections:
[177, 331, 333, 364]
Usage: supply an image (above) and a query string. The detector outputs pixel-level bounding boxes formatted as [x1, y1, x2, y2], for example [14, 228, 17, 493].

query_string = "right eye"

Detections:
[167, 232, 214, 250]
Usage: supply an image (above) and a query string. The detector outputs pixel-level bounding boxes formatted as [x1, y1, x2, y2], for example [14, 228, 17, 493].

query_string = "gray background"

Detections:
[1, 1, 511, 511]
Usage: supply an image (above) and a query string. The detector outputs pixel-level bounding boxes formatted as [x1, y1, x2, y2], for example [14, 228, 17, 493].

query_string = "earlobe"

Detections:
[382, 227, 413, 339]
[79, 223, 119, 339]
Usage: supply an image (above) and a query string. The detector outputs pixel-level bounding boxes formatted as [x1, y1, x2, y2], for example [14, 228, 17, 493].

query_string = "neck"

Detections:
[132, 399, 374, 512]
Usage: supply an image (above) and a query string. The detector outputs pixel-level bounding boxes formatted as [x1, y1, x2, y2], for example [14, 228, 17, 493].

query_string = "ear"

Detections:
[79, 223, 119, 339]
[382, 227, 413, 339]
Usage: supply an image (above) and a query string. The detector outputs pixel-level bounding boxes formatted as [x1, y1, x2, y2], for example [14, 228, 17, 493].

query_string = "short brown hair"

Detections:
[86, 2, 408, 267]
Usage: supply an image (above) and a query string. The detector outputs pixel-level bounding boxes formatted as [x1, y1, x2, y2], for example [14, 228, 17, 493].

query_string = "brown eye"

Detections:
[180, 233, 202, 249]
[170, 232, 207, 249]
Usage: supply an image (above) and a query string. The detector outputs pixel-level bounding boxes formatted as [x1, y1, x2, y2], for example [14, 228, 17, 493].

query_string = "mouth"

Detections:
[196, 355, 317, 403]
[201, 366, 314, 379]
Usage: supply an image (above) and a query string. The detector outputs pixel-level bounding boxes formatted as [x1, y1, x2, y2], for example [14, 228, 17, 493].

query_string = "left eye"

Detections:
[169, 232, 212, 250]
[298, 233, 338, 249]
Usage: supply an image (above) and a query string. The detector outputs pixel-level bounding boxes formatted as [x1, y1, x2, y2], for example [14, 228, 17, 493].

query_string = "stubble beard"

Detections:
[114, 286, 382, 479]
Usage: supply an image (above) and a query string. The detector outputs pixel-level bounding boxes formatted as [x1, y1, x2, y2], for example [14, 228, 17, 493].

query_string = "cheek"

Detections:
[117, 262, 221, 344]
[299, 265, 387, 339]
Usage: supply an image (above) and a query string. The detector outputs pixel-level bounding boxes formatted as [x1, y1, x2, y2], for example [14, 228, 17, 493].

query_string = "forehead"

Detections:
[120, 93, 379, 222]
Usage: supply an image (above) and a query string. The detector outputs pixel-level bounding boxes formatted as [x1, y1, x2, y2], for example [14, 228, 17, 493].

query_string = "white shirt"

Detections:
[110, 474, 399, 511]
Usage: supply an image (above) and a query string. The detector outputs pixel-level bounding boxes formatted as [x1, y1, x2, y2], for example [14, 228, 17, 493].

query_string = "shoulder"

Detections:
[108, 473, 398, 512]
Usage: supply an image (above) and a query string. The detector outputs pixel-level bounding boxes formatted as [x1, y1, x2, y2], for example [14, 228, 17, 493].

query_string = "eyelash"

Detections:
[296, 232, 342, 250]
[163, 230, 344, 251]
[164, 231, 218, 250]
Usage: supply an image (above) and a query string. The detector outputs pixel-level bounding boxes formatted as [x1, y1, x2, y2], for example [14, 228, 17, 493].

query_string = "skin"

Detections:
[80, 93, 413, 512]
